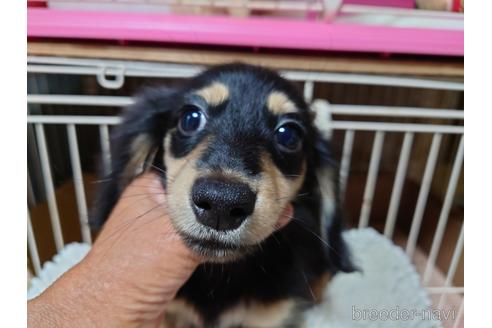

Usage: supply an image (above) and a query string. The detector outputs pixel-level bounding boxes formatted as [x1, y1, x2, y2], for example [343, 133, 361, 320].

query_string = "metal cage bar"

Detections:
[452, 299, 464, 328]
[29, 116, 122, 125]
[27, 56, 464, 91]
[34, 123, 65, 252]
[303, 80, 314, 102]
[406, 133, 443, 258]
[426, 287, 464, 294]
[443, 223, 464, 288]
[438, 223, 464, 310]
[27, 95, 464, 121]
[423, 135, 464, 284]
[27, 94, 133, 107]
[384, 132, 414, 238]
[359, 131, 385, 228]
[99, 124, 112, 176]
[67, 124, 92, 244]
[329, 105, 463, 120]
[331, 121, 462, 134]
[339, 129, 354, 200]
[27, 211, 42, 276]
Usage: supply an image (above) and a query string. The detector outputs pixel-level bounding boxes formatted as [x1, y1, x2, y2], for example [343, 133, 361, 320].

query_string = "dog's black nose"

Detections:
[191, 177, 256, 231]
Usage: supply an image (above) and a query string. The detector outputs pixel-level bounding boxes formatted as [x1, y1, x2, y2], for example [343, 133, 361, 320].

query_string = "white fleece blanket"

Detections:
[28, 228, 440, 327]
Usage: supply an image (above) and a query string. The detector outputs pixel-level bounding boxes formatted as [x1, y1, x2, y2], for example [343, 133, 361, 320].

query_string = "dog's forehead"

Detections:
[186, 65, 304, 116]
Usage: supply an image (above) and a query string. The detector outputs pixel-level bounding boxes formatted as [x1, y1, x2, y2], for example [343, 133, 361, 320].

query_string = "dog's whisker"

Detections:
[118, 193, 167, 199]
[149, 163, 168, 175]
[275, 192, 310, 202]
[134, 212, 171, 233]
[284, 174, 303, 178]
[300, 269, 316, 301]
[271, 233, 282, 246]
[97, 200, 169, 246]
[91, 173, 177, 186]
[122, 184, 166, 190]
[97, 201, 170, 258]
[289, 217, 343, 259]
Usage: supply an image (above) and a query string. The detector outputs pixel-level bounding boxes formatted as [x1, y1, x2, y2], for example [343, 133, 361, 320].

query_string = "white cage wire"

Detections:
[27, 56, 464, 326]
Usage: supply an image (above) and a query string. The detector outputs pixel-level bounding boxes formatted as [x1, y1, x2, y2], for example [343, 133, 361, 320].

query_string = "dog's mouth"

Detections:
[174, 219, 259, 262]
[173, 204, 294, 262]
[180, 231, 255, 261]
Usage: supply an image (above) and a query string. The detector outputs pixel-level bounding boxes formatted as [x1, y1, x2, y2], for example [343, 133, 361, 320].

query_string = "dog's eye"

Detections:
[178, 106, 206, 136]
[275, 124, 302, 153]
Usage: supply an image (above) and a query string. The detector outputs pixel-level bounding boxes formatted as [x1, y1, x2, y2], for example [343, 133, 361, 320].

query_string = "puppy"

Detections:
[92, 63, 355, 327]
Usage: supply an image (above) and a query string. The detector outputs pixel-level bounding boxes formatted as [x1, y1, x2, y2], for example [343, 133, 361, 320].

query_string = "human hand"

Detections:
[27, 172, 294, 327]
[28, 173, 201, 328]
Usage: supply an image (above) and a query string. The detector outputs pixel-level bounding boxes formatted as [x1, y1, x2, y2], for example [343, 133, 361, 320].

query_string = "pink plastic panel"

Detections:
[27, 9, 463, 56]
[345, 0, 414, 8]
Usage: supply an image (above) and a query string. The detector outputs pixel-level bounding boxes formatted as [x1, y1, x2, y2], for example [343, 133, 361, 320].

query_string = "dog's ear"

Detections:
[90, 87, 179, 229]
[311, 100, 356, 274]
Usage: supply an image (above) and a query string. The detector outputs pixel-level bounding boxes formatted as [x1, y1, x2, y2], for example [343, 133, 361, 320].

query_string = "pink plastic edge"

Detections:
[345, 0, 414, 8]
[27, 9, 464, 56]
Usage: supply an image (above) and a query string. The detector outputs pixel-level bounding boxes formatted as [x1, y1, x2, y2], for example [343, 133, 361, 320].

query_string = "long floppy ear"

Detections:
[311, 100, 356, 274]
[90, 87, 179, 229]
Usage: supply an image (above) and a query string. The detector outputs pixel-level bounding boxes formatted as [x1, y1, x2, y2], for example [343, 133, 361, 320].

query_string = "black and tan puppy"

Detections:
[92, 63, 354, 327]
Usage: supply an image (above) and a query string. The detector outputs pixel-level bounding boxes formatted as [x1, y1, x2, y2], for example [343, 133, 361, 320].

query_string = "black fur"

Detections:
[91, 63, 355, 326]
[91, 87, 179, 228]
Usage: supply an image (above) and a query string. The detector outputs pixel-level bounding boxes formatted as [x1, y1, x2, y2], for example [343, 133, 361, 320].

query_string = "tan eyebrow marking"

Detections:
[195, 82, 229, 106]
[266, 91, 298, 115]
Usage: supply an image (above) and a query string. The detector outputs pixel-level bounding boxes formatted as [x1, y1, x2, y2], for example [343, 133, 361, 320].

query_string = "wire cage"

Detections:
[27, 0, 464, 326]
[27, 55, 464, 326]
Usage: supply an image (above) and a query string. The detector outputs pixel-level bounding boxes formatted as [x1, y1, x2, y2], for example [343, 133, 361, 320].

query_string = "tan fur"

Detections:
[312, 272, 332, 303]
[123, 134, 153, 180]
[310, 99, 333, 140]
[195, 82, 229, 106]
[266, 91, 298, 115]
[162, 299, 203, 328]
[218, 299, 296, 328]
[242, 153, 306, 244]
[316, 167, 336, 242]
[164, 133, 210, 236]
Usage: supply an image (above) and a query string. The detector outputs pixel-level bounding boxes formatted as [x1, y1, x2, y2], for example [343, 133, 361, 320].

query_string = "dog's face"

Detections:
[94, 64, 334, 263]
[162, 67, 314, 261]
